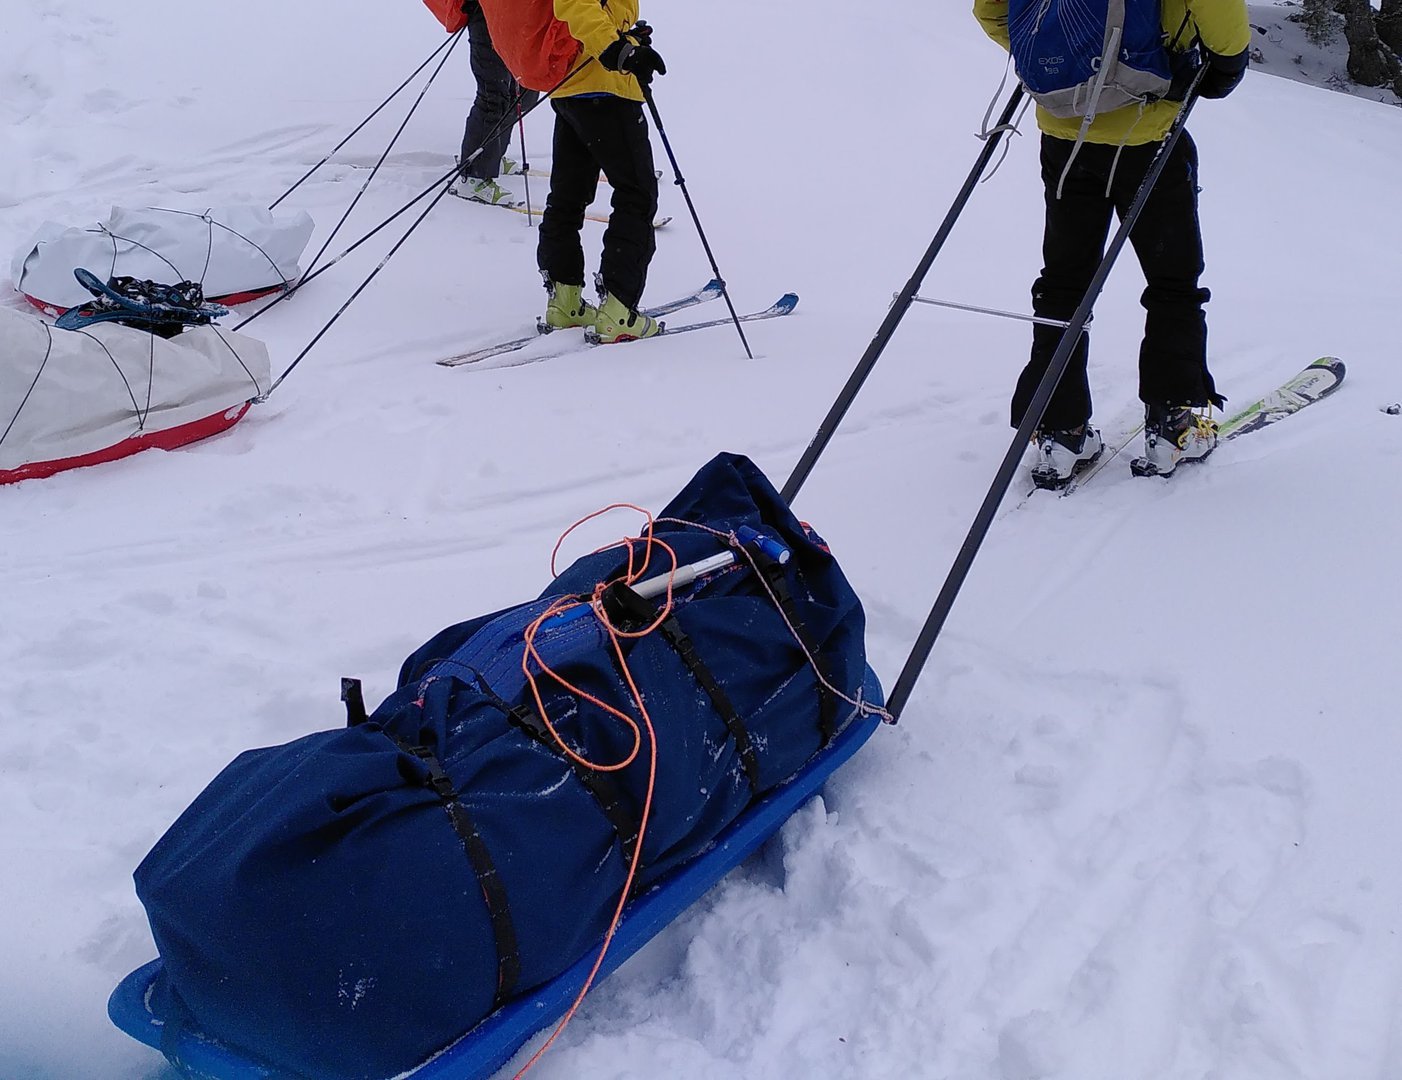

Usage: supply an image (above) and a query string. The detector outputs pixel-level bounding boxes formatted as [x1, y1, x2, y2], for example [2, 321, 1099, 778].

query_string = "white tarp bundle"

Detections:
[12, 205, 314, 312]
[0, 306, 272, 483]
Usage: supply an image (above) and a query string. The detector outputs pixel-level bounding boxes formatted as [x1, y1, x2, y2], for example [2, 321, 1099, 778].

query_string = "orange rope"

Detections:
[512, 503, 888, 1076]
[511, 509, 679, 1078]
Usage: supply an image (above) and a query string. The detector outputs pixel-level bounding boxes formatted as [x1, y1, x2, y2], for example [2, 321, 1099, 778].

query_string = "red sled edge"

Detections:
[22, 284, 286, 318]
[0, 401, 254, 486]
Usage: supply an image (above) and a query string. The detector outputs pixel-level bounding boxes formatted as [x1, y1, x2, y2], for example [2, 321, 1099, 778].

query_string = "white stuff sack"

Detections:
[12, 205, 314, 312]
[0, 305, 272, 482]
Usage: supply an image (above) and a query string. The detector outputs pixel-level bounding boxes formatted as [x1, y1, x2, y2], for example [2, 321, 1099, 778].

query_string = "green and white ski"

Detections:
[1058, 356, 1346, 495]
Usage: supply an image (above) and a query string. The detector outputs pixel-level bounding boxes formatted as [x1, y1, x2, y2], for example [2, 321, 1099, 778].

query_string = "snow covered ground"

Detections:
[1248, 0, 1402, 107]
[2, 2, 1401, 1079]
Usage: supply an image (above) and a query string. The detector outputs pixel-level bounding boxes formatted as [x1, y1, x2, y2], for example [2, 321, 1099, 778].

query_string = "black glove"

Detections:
[1164, 47, 1202, 102]
[1196, 46, 1249, 99]
[599, 29, 667, 85]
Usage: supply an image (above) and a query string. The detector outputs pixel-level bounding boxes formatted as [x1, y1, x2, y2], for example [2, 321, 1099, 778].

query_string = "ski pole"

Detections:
[257, 171, 461, 400]
[270, 31, 462, 211]
[232, 166, 456, 332]
[516, 100, 534, 224]
[299, 28, 467, 283]
[882, 73, 1208, 722]
[640, 84, 753, 360]
[780, 85, 1026, 505]
[238, 59, 598, 333]
[255, 59, 598, 396]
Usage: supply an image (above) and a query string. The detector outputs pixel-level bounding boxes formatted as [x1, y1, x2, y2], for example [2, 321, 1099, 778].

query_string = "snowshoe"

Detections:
[1130, 404, 1218, 478]
[1029, 425, 1103, 490]
[54, 268, 227, 338]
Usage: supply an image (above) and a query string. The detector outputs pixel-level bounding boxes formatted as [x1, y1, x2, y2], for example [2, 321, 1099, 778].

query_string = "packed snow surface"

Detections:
[2, 1, 1400, 1078]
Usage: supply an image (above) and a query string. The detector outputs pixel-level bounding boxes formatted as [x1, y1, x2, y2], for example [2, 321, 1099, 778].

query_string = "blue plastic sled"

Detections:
[109, 666, 883, 1080]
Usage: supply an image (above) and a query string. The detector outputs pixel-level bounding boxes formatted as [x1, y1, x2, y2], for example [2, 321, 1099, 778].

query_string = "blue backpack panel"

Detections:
[1008, 0, 1173, 119]
[133, 453, 874, 1080]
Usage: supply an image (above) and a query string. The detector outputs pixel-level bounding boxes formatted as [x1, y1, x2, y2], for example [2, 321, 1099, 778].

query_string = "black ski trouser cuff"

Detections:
[536, 96, 659, 311]
[1014, 132, 1216, 427]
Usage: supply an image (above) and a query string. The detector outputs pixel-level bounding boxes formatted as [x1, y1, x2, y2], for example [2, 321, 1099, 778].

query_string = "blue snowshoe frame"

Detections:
[109, 665, 883, 1080]
[53, 267, 228, 335]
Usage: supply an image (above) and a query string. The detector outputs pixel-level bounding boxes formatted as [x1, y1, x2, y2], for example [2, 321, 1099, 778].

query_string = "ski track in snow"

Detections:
[3, 2, 1402, 1079]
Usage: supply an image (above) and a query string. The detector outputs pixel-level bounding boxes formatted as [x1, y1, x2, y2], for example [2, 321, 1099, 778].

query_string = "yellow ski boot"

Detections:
[591, 291, 662, 344]
[540, 281, 598, 332]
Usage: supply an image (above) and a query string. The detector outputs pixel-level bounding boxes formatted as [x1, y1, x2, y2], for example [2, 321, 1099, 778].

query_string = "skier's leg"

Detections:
[1013, 136, 1116, 431]
[1118, 133, 1218, 409]
[459, 7, 535, 181]
[537, 100, 603, 325]
[589, 99, 659, 312]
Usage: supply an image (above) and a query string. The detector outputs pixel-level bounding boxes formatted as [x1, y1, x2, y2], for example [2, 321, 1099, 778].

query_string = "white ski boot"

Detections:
[450, 176, 521, 208]
[1130, 404, 1218, 478]
[1029, 425, 1104, 489]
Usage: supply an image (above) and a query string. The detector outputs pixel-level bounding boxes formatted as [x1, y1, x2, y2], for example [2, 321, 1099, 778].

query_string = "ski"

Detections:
[585, 293, 799, 347]
[1217, 356, 1346, 438]
[457, 293, 800, 373]
[452, 185, 670, 227]
[437, 279, 724, 368]
[505, 163, 664, 184]
[1127, 355, 1345, 477]
[500, 202, 672, 229]
[1051, 357, 1346, 494]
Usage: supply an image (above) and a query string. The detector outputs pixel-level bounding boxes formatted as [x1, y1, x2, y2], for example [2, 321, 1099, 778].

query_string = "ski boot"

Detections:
[1130, 404, 1218, 477]
[539, 279, 598, 333]
[590, 291, 662, 344]
[450, 175, 519, 207]
[1029, 424, 1104, 490]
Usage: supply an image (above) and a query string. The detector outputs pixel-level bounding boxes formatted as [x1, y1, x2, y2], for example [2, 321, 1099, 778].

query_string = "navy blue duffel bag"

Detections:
[134, 453, 875, 1080]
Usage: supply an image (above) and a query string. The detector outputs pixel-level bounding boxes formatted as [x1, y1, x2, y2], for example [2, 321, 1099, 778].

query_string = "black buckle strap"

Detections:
[340, 677, 369, 726]
[602, 581, 762, 798]
[473, 673, 643, 877]
[747, 547, 838, 746]
[658, 613, 761, 797]
[384, 734, 521, 1007]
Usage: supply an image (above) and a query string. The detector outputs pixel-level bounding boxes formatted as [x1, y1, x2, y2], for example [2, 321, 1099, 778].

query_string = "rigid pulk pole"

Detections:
[269, 31, 463, 211]
[300, 28, 468, 283]
[257, 62, 595, 397]
[780, 86, 1026, 505]
[882, 77, 1207, 721]
[641, 84, 753, 360]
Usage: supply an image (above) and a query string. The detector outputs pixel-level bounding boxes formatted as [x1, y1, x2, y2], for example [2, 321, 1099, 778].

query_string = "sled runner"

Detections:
[112, 454, 886, 1080]
[109, 679, 880, 1080]
[0, 278, 270, 485]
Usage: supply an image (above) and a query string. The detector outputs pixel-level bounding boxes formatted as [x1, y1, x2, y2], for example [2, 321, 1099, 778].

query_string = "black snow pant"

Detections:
[1012, 131, 1219, 432]
[536, 95, 658, 312]
[459, 3, 538, 181]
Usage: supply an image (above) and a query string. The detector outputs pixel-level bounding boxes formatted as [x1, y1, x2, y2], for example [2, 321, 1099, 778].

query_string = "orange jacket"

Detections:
[423, 0, 467, 34]
[479, 0, 645, 101]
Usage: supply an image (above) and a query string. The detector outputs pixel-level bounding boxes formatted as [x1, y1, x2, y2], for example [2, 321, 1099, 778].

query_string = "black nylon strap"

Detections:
[657, 613, 761, 797]
[385, 736, 520, 1006]
[748, 548, 838, 746]
[340, 677, 368, 726]
[602, 582, 762, 798]
[495, 694, 642, 874]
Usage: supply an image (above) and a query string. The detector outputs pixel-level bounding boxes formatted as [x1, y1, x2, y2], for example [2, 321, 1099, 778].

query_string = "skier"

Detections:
[534, 9, 668, 343]
[974, 0, 1251, 482]
[452, 1, 539, 207]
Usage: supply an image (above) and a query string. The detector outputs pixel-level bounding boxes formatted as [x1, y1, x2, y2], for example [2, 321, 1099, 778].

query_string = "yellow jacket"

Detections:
[552, 0, 645, 102]
[972, 0, 1251, 144]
